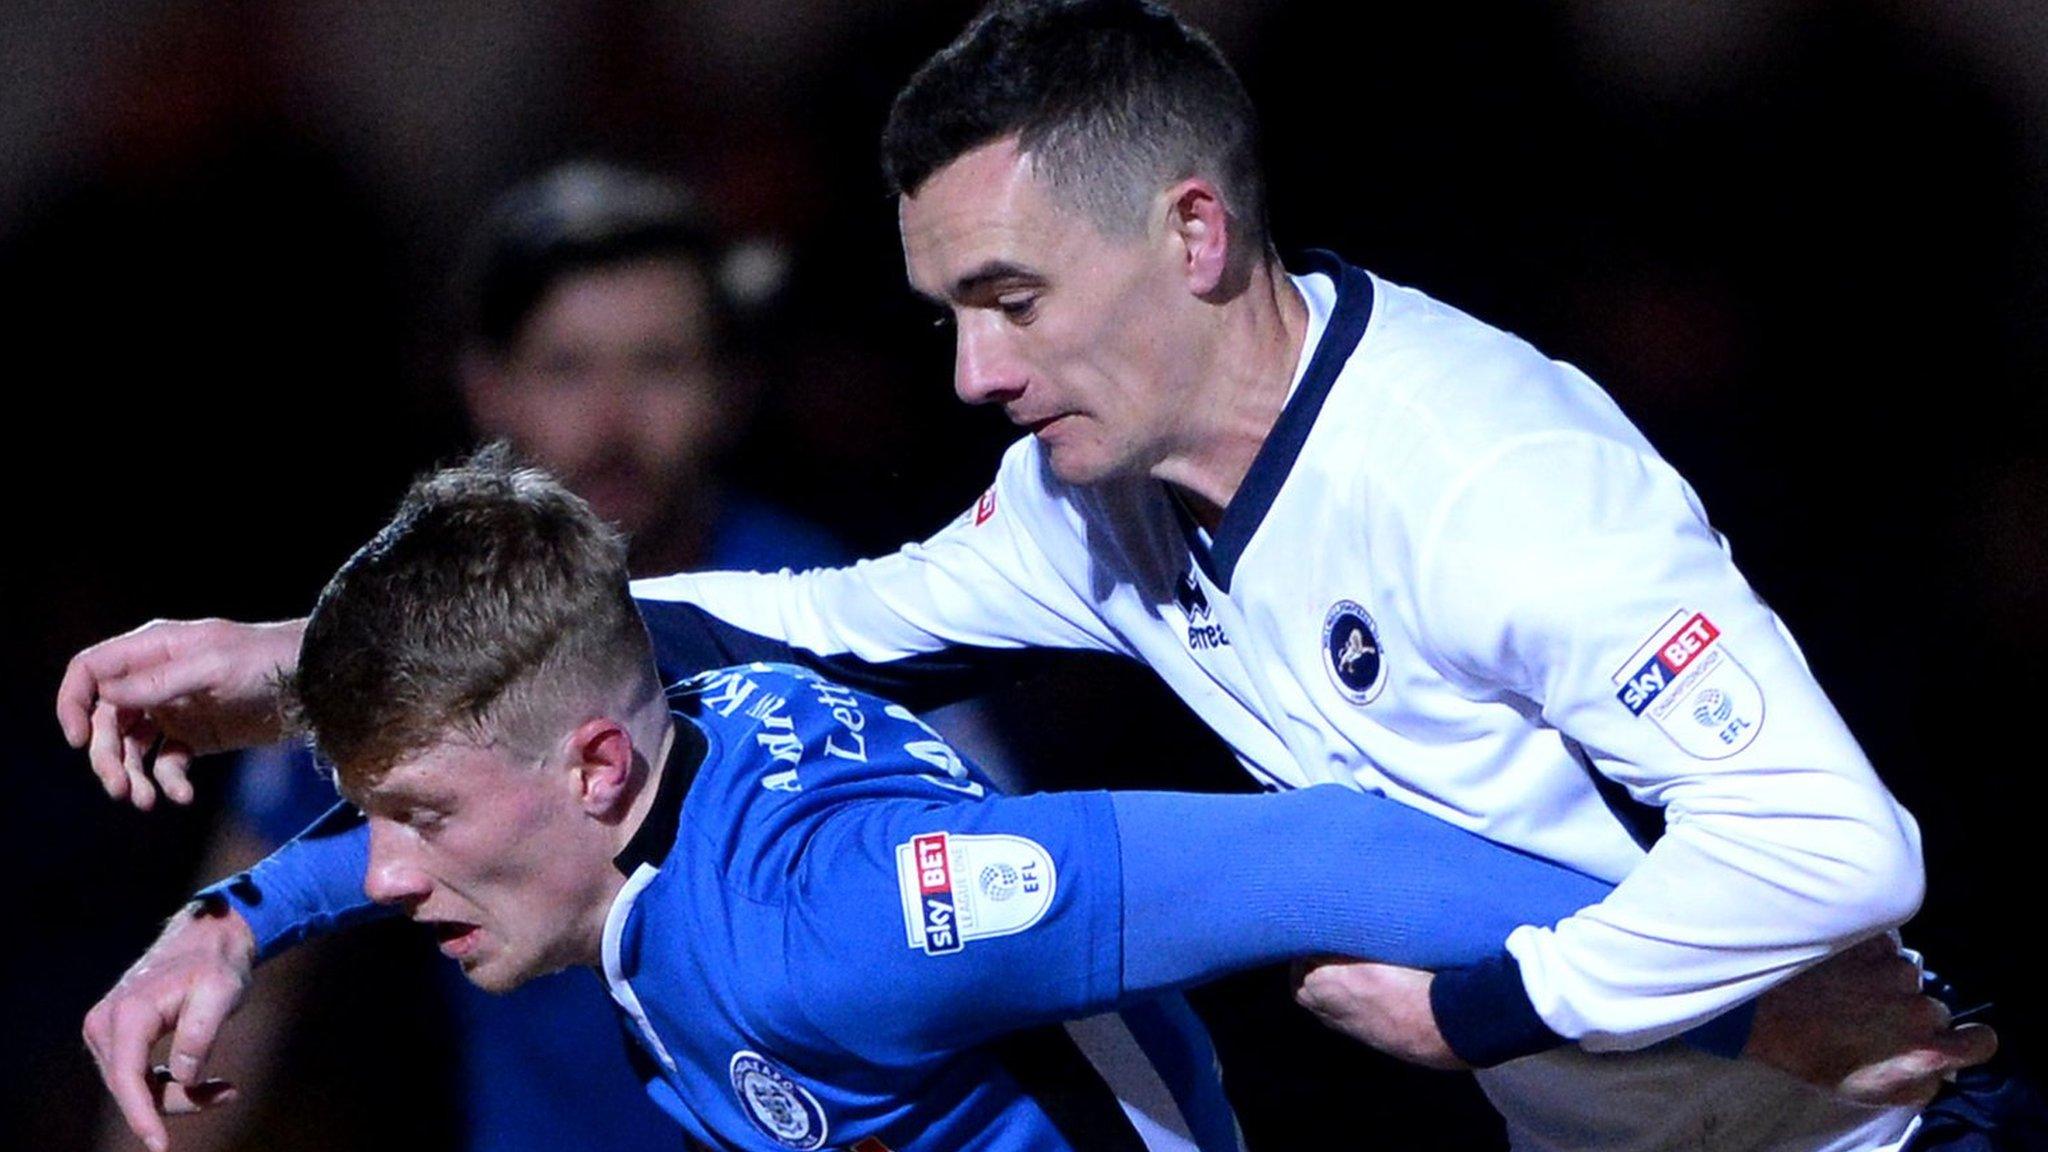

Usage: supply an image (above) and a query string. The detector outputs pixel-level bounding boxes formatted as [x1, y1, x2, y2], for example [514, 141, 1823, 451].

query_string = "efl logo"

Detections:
[912, 833, 961, 954]
[973, 488, 998, 526]
[1616, 613, 1720, 715]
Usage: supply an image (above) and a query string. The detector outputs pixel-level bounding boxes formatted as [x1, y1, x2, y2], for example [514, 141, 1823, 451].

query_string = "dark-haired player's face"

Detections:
[467, 258, 730, 555]
[899, 137, 1207, 487]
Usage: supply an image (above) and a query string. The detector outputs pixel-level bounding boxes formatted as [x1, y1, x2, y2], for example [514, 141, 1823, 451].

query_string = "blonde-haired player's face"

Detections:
[348, 737, 613, 992]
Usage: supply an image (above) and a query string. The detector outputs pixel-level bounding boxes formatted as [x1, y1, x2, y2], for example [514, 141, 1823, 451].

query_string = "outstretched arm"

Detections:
[787, 783, 1617, 1061]
[56, 619, 304, 810]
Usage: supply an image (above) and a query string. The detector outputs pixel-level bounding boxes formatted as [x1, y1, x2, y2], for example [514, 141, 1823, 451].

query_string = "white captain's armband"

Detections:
[895, 831, 1056, 956]
[1610, 609, 1765, 758]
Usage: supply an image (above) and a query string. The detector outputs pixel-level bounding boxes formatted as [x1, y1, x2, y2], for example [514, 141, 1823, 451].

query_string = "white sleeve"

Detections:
[632, 439, 1128, 669]
[1415, 429, 1923, 1051]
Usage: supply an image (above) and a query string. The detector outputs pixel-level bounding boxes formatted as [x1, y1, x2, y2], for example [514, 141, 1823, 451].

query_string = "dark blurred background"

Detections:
[7, 1, 2044, 1149]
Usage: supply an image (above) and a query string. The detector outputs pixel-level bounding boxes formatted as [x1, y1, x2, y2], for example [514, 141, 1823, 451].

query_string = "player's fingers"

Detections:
[104, 1002, 175, 1152]
[60, 625, 184, 733]
[122, 730, 160, 813]
[1929, 1021, 1999, 1068]
[89, 702, 134, 803]
[95, 645, 229, 713]
[1290, 955, 1356, 1002]
[82, 997, 124, 1088]
[1837, 1025, 1999, 1108]
[152, 1067, 240, 1116]
[167, 975, 240, 1085]
[1287, 953, 1348, 989]
[1838, 1053, 1944, 1109]
[156, 744, 196, 807]
[57, 652, 101, 747]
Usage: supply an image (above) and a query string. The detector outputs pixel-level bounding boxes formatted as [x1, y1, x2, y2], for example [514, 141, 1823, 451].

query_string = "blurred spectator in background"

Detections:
[105, 161, 850, 1152]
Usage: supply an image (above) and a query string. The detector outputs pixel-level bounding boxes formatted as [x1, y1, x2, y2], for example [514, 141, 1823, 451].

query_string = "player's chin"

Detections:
[444, 936, 521, 993]
[458, 953, 533, 995]
[460, 940, 578, 994]
[1042, 440, 1128, 487]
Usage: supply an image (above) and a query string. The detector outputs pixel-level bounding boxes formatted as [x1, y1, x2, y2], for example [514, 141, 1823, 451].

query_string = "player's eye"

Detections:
[996, 294, 1037, 323]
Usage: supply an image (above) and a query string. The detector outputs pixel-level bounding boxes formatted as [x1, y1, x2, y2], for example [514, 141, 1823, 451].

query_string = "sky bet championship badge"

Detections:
[729, 1051, 829, 1150]
[896, 831, 1055, 956]
[1323, 600, 1387, 705]
[1612, 609, 1764, 759]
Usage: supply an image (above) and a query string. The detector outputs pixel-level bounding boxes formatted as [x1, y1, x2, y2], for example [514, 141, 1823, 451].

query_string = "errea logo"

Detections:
[1176, 569, 1230, 650]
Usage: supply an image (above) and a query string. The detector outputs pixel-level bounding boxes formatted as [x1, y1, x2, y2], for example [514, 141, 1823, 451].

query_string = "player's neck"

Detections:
[578, 714, 680, 965]
[1153, 260, 1309, 531]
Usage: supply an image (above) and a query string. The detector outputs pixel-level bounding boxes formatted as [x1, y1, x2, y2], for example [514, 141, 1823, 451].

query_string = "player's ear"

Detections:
[1164, 178, 1231, 298]
[564, 717, 636, 816]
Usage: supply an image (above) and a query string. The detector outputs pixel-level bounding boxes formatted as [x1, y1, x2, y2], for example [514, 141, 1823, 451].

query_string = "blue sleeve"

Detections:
[194, 803, 390, 962]
[1113, 785, 1613, 986]
[785, 783, 1609, 1060]
[789, 782, 1748, 1067]
[1116, 786, 1753, 1066]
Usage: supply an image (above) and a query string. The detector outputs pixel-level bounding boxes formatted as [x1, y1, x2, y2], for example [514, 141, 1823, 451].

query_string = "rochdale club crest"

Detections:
[729, 1051, 829, 1150]
[1323, 600, 1387, 705]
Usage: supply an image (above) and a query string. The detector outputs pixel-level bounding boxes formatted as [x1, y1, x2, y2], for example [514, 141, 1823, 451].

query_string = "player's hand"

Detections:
[83, 900, 257, 1152]
[57, 618, 306, 809]
[1744, 935, 1997, 1108]
[1291, 957, 1468, 1070]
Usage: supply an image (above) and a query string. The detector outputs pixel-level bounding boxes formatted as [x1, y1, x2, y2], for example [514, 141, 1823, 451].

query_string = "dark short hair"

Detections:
[291, 445, 658, 784]
[458, 161, 727, 352]
[881, 0, 1266, 248]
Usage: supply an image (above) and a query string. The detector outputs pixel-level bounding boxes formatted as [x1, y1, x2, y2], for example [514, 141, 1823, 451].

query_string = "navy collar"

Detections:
[1185, 250, 1375, 591]
[612, 716, 707, 876]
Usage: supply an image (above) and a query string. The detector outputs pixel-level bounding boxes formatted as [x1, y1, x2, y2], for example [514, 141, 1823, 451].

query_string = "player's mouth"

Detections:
[429, 920, 483, 959]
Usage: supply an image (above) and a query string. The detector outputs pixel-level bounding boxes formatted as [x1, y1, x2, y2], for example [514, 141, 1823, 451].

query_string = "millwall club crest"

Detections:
[729, 1051, 828, 1150]
[1323, 600, 1386, 705]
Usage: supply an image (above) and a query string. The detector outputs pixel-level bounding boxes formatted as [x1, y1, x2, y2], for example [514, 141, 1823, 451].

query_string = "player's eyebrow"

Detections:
[352, 777, 443, 814]
[948, 260, 1043, 301]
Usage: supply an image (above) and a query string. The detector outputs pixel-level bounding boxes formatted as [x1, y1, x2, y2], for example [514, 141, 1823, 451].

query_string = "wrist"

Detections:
[1431, 951, 1566, 1067]
[255, 618, 307, 676]
[184, 894, 258, 969]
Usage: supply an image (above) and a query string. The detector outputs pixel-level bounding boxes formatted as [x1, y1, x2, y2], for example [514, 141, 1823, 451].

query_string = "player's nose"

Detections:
[363, 818, 432, 908]
[953, 319, 1026, 407]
